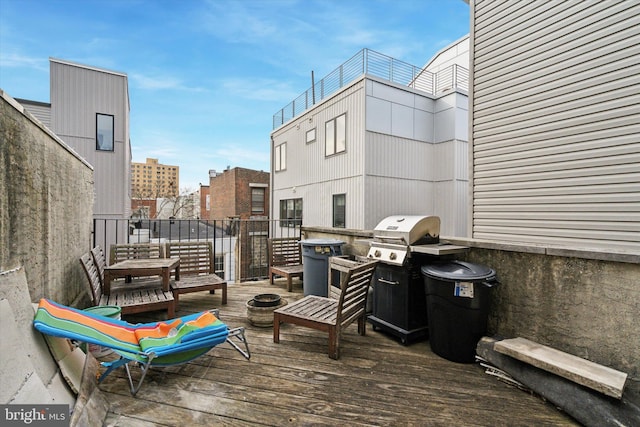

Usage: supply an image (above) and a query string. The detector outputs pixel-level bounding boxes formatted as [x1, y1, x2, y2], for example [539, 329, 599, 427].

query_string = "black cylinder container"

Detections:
[421, 261, 498, 363]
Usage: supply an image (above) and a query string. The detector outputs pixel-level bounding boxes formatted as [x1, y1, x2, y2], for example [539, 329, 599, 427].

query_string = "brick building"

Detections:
[208, 167, 270, 279]
[199, 184, 210, 220]
[208, 167, 269, 220]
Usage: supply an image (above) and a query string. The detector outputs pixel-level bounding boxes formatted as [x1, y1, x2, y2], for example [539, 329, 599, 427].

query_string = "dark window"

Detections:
[280, 198, 302, 228]
[96, 113, 114, 151]
[251, 187, 265, 214]
[333, 194, 346, 228]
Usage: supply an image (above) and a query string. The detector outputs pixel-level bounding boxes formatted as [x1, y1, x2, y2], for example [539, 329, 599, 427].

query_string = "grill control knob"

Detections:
[390, 252, 397, 260]
[374, 250, 381, 258]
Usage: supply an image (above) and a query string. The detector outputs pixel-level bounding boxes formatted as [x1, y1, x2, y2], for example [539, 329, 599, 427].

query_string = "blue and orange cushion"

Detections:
[33, 299, 228, 365]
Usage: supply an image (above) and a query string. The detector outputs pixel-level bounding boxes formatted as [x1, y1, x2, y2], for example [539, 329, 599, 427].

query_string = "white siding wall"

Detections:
[471, 0, 640, 251]
[272, 80, 366, 229]
[272, 75, 469, 234]
[50, 59, 131, 220]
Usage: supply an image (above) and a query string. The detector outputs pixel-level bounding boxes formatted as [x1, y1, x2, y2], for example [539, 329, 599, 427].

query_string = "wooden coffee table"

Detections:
[103, 258, 180, 295]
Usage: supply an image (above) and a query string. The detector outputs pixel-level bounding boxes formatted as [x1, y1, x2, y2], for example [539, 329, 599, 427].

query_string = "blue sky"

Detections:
[0, 0, 469, 190]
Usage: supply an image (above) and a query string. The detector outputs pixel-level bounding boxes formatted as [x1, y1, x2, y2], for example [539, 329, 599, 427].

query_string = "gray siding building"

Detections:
[19, 58, 132, 245]
[470, 1, 639, 252]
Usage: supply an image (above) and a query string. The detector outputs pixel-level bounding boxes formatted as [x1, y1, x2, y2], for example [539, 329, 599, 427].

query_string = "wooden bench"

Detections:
[109, 243, 165, 265]
[268, 237, 303, 292]
[273, 257, 378, 359]
[80, 251, 175, 317]
[165, 241, 227, 308]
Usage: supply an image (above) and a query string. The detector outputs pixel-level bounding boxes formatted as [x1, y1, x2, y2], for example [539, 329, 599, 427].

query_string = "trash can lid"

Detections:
[421, 260, 495, 281]
[300, 238, 345, 246]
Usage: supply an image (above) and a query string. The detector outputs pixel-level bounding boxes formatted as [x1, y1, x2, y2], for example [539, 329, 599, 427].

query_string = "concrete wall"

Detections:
[458, 245, 639, 387]
[304, 226, 639, 390]
[0, 91, 94, 305]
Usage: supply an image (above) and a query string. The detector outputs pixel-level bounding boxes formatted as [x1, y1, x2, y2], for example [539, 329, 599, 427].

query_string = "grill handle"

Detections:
[373, 235, 407, 244]
[377, 278, 400, 286]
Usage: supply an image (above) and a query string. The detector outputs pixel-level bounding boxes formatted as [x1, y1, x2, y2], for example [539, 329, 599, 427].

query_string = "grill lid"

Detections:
[372, 215, 440, 246]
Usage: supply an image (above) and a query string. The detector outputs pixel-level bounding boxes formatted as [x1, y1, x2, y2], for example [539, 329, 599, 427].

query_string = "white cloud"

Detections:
[130, 72, 206, 92]
[221, 77, 299, 102]
[0, 52, 48, 71]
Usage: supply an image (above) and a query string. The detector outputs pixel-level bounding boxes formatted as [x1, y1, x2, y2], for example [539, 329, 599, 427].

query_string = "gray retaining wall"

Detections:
[0, 91, 94, 305]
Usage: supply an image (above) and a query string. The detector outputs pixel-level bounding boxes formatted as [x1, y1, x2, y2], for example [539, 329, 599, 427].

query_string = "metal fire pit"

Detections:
[246, 294, 287, 327]
[252, 293, 282, 307]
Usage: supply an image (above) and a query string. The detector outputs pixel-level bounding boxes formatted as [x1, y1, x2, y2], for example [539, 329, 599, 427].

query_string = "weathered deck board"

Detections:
[102, 280, 578, 426]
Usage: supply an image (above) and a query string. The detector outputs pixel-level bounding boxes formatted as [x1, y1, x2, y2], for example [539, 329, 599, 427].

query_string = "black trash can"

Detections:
[300, 239, 344, 297]
[421, 261, 498, 363]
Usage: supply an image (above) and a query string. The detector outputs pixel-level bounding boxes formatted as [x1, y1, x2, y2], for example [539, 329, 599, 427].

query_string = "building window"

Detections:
[275, 143, 287, 171]
[325, 113, 346, 156]
[333, 194, 346, 228]
[251, 187, 265, 214]
[96, 113, 114, 151]
[280, 198, 302, 228]
[306, 128, 316, 144]
[214, 254, 225, 278]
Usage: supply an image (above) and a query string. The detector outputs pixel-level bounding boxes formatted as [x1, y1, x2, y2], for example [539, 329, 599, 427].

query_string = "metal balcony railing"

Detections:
[92, 218, 302, 283]
[273, 48, 469, 129]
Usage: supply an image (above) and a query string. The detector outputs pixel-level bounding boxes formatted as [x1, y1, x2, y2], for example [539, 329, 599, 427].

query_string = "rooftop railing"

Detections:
[273, 48, 469, 129]
[92, 218, 302, 282]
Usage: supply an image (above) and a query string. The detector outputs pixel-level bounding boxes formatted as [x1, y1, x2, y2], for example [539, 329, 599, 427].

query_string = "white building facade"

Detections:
[271, 42, 469, 237]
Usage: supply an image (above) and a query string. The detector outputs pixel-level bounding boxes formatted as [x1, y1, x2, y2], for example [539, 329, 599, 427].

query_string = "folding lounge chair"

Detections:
[33, 299, 250, 396]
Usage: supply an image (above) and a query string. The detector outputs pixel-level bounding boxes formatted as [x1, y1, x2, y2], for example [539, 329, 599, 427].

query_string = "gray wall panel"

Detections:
[471, 0, 640, 250]
[49, 59, 130, 220]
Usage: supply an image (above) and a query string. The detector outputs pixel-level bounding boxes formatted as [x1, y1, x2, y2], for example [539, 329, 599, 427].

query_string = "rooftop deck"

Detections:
[102, 279, 576, 426]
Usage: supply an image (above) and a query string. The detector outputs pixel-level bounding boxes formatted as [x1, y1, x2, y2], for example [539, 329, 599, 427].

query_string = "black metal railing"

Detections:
[92, 218, 302, 282]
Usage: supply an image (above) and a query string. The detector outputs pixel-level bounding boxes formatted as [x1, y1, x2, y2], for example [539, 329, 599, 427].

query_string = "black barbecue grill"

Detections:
[366, 215, 467, 344]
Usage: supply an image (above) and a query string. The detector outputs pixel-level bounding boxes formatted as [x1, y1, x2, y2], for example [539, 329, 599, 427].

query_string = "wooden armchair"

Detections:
[268, 237, 303, 292]
[109, 242, 165, 265]
[273, 257, 378, 359]
[165, 241, 227, 308]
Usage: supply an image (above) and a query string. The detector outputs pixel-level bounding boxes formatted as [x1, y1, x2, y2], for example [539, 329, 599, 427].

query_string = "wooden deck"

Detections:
[101, 279, 577, 426]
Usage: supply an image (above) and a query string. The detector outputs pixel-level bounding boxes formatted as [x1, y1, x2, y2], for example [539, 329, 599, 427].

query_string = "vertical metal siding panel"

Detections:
[271, 80, 367, 228]
[471, 1, 640, 250]
[272, 76, 469, 232]
[50, 60, 130, 219]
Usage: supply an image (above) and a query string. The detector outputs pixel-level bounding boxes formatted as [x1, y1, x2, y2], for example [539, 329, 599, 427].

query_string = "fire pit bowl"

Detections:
[252, 293, 282, 307]
[246, 295, 287, 327]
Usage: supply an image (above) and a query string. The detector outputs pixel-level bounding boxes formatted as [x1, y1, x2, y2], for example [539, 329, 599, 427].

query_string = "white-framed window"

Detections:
[325, 113, 346, 156]
[214, 254, 225, 278]
[275, 142, 287, 171]
[306, 128, 316, 144]
[96, 113, 114, 151]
